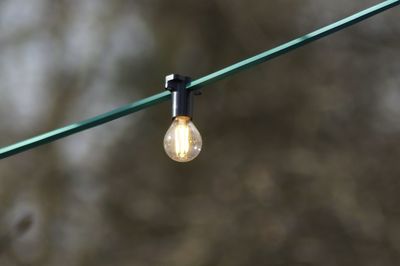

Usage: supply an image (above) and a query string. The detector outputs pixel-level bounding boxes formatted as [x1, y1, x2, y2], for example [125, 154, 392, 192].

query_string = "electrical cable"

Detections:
[0, 0, 398, 159]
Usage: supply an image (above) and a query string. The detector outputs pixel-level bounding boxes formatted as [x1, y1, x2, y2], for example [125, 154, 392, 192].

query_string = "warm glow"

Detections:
[164, 116, 202, 162]
[174, 117, 190, 158]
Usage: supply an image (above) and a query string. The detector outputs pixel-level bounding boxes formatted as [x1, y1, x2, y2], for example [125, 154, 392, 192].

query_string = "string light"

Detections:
[0, 0, 397, 160]
[164, 75, 202, 162]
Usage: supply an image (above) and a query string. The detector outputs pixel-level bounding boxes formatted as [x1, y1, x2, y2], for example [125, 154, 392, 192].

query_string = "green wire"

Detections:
[1, 0, 399, 159]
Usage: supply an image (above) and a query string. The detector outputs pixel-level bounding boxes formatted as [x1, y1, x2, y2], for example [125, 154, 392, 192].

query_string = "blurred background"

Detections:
[0, 0, 399, 265]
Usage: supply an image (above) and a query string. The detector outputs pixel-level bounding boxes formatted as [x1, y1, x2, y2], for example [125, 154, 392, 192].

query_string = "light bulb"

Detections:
[164, 116, 202, 162]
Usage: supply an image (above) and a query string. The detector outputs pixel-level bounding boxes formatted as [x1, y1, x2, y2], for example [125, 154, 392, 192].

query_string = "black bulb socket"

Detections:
[165, 74, 193, 119]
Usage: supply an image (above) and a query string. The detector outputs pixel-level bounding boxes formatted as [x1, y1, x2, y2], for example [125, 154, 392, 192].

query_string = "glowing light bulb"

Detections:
[164, 116, 202, 162]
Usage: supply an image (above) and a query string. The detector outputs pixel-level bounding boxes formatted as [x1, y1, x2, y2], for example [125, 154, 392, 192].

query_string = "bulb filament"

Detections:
[174, 117, 190, 159]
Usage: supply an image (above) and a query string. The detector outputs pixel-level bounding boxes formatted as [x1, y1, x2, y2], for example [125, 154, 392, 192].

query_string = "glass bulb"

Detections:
[163, 116, 202, 162]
